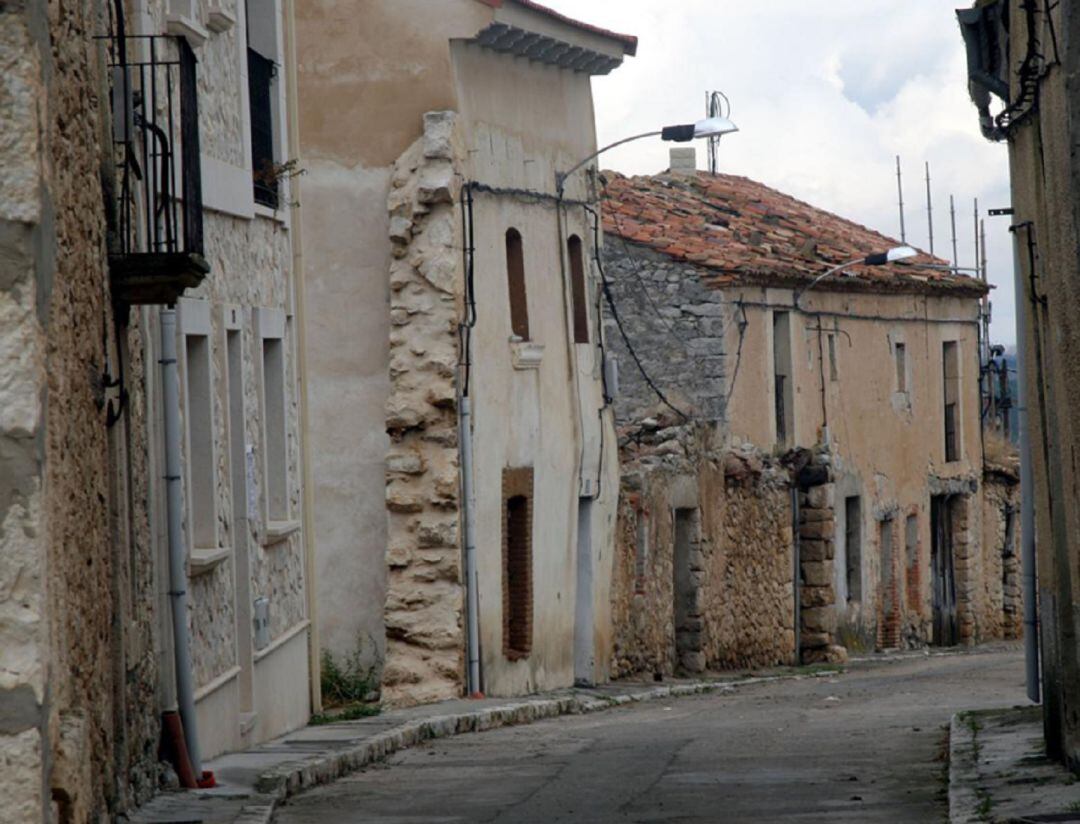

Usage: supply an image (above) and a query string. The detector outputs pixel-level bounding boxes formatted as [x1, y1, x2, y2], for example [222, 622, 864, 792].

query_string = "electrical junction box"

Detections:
[604, 355, 619, 399]
[253, 597, 270, 650]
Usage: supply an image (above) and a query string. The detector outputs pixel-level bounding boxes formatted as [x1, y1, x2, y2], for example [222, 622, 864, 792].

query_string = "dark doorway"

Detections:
[931, 495, 958, 646]
[673, 508, 703, 673]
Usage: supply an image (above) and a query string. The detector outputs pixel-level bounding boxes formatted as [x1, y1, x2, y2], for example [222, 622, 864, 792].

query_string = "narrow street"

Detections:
[273, 646, 1025, 823]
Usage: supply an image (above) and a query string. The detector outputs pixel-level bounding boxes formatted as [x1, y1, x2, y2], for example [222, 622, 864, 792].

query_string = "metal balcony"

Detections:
[106, 34, 209, 306]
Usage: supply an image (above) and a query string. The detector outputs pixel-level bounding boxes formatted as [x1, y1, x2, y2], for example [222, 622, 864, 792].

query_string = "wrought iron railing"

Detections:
[104, 33, 207, 303]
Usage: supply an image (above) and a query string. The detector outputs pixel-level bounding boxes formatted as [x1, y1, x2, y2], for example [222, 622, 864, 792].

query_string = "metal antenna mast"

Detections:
[950, 195, 959, 268]
[706, 90, 729, 176]
[925, 161, 934, 255]
[895, 156, 906, 243]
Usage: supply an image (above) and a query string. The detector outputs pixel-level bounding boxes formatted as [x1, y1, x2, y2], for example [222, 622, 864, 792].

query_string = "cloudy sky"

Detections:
[542, 0, 1016, 344]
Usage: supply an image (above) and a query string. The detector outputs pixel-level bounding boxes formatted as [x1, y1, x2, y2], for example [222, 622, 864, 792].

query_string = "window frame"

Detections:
[177, 298, 219, 553]
[505, 228, 530, 341]
[255, 306, 291, 529]
[567, 234, 589, 344]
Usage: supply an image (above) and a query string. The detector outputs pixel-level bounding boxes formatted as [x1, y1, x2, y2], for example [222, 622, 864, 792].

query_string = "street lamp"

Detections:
[556, 116, 738, 195]
[793, 245, 917, 309]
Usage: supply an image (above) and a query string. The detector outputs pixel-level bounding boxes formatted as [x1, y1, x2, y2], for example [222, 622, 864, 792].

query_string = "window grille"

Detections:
[248, 47, 278, 208]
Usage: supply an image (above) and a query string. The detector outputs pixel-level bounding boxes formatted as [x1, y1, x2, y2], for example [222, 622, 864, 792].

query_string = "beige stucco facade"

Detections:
[984, 0, 1080, 768]
[295, 0, 631, 705]
[724, 285, 985, 650]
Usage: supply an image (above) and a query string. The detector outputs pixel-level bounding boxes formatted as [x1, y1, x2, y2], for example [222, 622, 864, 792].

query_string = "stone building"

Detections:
[601, 158, 1019, 673]
[1, 0, 313, 818]
[957, 0, 1080, 769]
[294, 1, 635, 706]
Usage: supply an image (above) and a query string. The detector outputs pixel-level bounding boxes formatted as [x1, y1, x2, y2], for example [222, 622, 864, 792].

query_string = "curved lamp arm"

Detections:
[555, 116, 739, 195]
[793, 246, 917, 309]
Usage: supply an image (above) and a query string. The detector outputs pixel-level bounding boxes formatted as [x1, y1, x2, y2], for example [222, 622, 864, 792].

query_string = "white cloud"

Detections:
[542, 0, 1016, 343]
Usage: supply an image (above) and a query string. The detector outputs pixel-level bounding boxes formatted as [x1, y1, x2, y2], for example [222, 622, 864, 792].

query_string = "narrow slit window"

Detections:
[772, 311, 793, 446]
[943, 341, 960, 461]
[845, 496, 862, 602]
[505, 228, 529, 340]
[895, 342, 907, 392]
[828, 333, 838, 382]
[568, 235, 589, 343]
[185, 333, 215, 549]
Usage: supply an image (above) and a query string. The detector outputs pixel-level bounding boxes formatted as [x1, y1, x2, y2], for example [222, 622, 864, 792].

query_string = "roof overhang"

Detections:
[471, 0, 636, 75]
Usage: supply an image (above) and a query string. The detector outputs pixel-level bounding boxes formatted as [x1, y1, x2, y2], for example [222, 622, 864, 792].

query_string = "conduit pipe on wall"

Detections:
[460, 184, 481, 696]
[460, 396, 481, 695]
[1011, 230, 1040, 704]
[160, 308, 203, 774]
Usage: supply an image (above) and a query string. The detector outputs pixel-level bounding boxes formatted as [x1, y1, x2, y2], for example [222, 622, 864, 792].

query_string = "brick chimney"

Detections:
[669, 147, 697, 175]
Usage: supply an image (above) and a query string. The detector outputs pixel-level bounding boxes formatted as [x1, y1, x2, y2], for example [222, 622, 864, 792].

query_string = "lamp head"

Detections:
[661, 116, 739, 143]
[863, 245, 918, 266]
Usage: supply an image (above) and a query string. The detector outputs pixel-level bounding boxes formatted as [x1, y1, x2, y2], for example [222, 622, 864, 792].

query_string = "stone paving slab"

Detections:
[949, 705, 1080, 823]
[125, 677, 743, 824]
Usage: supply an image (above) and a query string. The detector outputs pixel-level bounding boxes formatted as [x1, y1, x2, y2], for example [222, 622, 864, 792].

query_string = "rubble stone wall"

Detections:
[382, 112, 466, 707]
[610, 424, 796, 678]
[0, 0, 165, 819]
[601, 240, 727, 423]
[979, 468, 1023, 641]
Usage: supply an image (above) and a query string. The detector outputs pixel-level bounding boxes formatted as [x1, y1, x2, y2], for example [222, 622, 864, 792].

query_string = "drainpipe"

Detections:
[460, 396, 481, 694]
[1012, 228, 1040, 704]
[160, 308, 202, 773]
[281, 0, 322, 715]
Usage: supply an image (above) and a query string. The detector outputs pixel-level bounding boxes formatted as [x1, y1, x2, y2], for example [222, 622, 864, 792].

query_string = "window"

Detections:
[247, 0, 280, 208]
[828, 333, 838, 382]
[568, 235, 589, 343]
[895, 342, 907, 393]
[185, 332, 215, 549]
[772, 311, 793, 446]
[257, 308, 288, 522]
[943, 341, 960, 461]
[845, 496, 862, 602]
[502, 467, 534, 659]
[178, 299, 217, 551]
[506, 229, 529, 339]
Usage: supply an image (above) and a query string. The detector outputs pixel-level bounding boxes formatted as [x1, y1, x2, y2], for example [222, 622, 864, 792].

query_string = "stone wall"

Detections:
[979, 465, 1023, 642]
[601, 239, 727, 423]
[382, 112, 466, 707]
[0, 0, 164, 820]
[610, 420, 796, 678]
[795, 460, 848, 665]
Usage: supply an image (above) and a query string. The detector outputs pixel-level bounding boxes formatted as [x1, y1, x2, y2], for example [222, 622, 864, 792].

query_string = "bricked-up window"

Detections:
[502, 467, 534, 659]
[634, 509, 649, 594]
[943, 341, 960, 461]
[505, 229, 529, 340]
[845, 496, 862, 602]
[568, 234, 589, 343]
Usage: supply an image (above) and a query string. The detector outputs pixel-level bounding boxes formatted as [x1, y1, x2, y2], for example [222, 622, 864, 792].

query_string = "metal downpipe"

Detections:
[1012, 228, 1040, 704]
[160, 308, 202, 772]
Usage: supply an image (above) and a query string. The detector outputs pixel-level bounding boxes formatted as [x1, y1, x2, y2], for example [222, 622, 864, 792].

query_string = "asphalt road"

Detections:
[273, 646, 1026, 823]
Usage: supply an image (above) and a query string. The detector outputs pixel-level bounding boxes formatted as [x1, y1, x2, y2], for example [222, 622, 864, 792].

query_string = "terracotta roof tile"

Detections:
[600, 171, 987, 296]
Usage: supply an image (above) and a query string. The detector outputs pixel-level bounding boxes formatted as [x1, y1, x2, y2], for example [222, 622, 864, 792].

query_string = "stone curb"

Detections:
[257, 680, 734, 808]
[947, 711, 983, 824]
